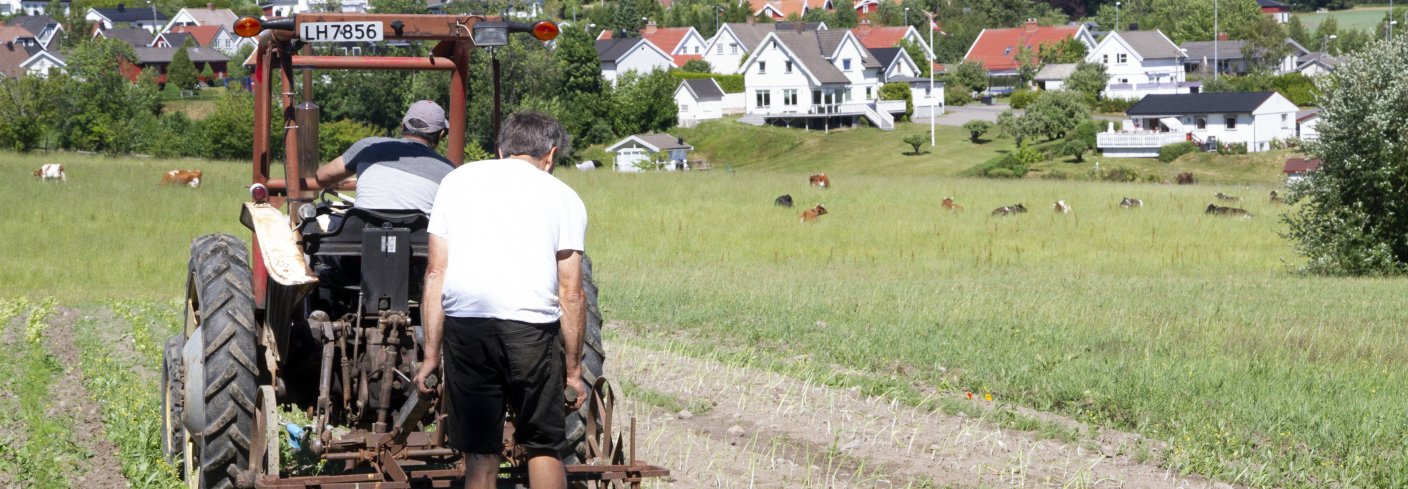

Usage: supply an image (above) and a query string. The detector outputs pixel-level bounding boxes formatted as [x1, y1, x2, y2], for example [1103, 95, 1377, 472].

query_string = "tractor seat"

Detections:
[304, 208, 430, 258]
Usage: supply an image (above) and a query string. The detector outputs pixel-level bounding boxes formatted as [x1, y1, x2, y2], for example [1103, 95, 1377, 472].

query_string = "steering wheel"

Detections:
[318, 188, 356, 211]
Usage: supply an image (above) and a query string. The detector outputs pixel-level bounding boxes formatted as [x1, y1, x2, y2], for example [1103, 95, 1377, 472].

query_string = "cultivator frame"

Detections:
[214, 12, 668, 489]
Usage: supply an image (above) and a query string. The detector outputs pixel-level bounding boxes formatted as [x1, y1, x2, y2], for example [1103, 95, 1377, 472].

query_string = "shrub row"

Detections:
[669, 70, 745, 94]
[1158, 141, 1198, 162]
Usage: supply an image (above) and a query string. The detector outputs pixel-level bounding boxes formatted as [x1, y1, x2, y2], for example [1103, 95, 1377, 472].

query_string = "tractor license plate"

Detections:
[300, 21, 383, 42]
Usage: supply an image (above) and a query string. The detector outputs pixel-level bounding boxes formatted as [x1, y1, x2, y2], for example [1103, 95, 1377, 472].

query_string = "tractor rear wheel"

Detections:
[184, 233, 260, 489]
[161, 333, 186, 464]
[564, 254, 606, 465]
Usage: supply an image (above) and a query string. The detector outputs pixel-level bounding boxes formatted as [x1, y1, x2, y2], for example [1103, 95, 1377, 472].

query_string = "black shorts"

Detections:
[442, 316, 566, 455]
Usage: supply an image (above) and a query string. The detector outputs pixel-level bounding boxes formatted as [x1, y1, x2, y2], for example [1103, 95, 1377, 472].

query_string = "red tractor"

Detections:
[159, 13, 666, 488]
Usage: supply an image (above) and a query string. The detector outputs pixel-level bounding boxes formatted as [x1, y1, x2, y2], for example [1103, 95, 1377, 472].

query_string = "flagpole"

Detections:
[929, 12, 936, 148]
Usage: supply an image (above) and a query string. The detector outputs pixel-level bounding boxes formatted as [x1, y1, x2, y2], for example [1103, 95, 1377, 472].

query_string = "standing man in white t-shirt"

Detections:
[414, 112, 587, 489]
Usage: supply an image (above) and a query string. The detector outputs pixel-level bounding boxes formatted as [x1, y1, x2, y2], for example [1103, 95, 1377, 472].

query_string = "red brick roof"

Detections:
[850, 25, 910, 50]
[964, 21, 1082, 72]
[641, 25, 691, 53]
[170, 25, 221, 48]
[1283, 158, 1321, 174]
[672, 53, 702, 67]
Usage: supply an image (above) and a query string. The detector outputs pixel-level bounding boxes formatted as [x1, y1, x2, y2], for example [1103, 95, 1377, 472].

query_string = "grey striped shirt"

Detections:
[342, 137, 454, 213]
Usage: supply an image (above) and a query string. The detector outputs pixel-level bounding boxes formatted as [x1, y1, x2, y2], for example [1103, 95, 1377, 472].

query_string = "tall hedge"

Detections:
[670, 70, 744, 93]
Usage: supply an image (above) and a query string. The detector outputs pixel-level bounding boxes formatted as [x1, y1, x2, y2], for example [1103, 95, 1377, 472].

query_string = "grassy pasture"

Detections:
[4, 150, 1408, 487]
[1297, 5, 1397, 31]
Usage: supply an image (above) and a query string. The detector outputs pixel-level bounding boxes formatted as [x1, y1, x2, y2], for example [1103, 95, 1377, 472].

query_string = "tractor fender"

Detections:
[181, 325, 208, 439]
[240, 202, 318, 288]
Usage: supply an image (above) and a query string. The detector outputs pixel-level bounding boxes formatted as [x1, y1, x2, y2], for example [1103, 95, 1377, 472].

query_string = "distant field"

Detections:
[1297, 5, 1395, 31]
[5, 149, 1407, 487]
[659, 119, 1294, 185]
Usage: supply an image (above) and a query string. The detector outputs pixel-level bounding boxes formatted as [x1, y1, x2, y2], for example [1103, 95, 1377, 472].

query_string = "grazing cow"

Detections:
[775, 194, 794, 207]
[800, 204, 828, 223]
[160, 169, 203, 188]
[1119, 197, 1143, 208]
[32, 164, 66, 182]
[1269, 190, 1282, 204]
[1206, 203, 1253, 218]
[809, 173, 831, 189]
[1053, 200, 1071, 214]
[991, 203, 1027, 216]
[1215, 192, 1241, 202]
[941, 197, 965, 212]
[1176, 172, 1197, 185]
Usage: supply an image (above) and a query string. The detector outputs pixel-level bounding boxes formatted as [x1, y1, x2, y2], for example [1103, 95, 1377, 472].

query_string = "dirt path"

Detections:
[41, 307, 130, 488]
[0, 309, 28, 488]
[607, 323, 1240, 489]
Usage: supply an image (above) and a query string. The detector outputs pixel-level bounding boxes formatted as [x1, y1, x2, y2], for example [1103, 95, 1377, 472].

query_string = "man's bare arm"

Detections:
[415, 234, 449, 393]
[315, 156, 354, 188]
[557, 249, 586, 410]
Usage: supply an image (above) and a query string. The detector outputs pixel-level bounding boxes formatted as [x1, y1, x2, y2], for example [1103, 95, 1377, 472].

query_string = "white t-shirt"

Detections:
[427, 158, 587, 323]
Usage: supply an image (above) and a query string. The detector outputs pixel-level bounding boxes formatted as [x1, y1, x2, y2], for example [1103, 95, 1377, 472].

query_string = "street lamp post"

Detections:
[147, 0, 158, 34]
[928, 11, 935, 148]
[715, 5, 723, 35]
[1214, 0, 1219, 80]
[1115, 1, 1121, 32]
[905, 7, 910, 26]
[1322, 33, 1336, 53]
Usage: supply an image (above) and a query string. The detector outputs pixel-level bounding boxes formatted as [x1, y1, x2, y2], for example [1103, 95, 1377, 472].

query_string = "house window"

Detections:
[679, 104, 689, 113]
[1117, 53, 1127, 64]
[925, 87, 931, 96]
[1195, 117, 1207, 129]
[785, 61, 793, 73]
[717, 44, 723, 54]
[783, 89, 797, 106]
[1225, 116, 1236, 130]
[865, 87, 872, 99]
[1119, 78, 1128, 84]
[842, 58, 852, 71]
[1102, 54, 1108, 64]
[730, 43, 738, 54]
[755, 90, 771, 108]
[1281, 114, 1289, 129]
[758, 61, 766, 74]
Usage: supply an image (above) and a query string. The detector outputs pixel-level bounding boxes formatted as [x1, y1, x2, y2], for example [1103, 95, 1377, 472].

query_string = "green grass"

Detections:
[666, 119, 1296, 184]
[0, 299, 88, 488]
[4, 150, 1407, 487]
[1296, 5, 1397, 31]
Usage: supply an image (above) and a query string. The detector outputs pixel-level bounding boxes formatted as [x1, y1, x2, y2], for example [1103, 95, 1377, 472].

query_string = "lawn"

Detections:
[161, 85, 227, 120]
[660, 118, 1296, 184]
[5, 148, 1406, 488]
[1296, 4, 1398, 31]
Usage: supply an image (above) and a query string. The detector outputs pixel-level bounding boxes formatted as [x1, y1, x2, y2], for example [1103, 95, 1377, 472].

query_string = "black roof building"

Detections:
[1126, 92, 1279, 116]
[91, 3, 169, 24]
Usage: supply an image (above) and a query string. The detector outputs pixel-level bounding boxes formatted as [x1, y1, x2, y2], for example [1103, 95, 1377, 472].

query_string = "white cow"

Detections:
[33, 164, 66, 182]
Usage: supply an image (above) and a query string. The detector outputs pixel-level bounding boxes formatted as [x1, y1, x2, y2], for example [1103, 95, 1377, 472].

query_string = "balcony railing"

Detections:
[1097, 132, 1188, 148]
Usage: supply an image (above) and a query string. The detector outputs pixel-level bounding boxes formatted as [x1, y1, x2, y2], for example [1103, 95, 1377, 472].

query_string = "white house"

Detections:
[595, 37, 673, 85]
[738, 29, 901, 130]
[606, 133, 694, 172]
[749, 0, 832, 20]
[1296, 109, 1320, 141]
[1087, 30, 1196, 99]
[1034, 63, 1076, 90]
[1294, 51, 1338, 77]
[891, 75, 945, 120]
[0, 0, 68, 16]
[86, 4, 169, 33]
[19, 49, 64, 76]
[163, 5, 238, 32]
[599, 23, 709, 67]
[869, 46, 919, 82]
[1098, 92, 1300, 157]
[0, 40, 65, 78]
[702, 21, 826, 75]
[4, 16, 65, 50]
[675, 78, 725, 128]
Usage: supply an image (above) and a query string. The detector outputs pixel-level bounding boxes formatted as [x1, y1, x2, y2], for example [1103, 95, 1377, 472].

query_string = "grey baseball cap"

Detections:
[402, 100, 447, 133]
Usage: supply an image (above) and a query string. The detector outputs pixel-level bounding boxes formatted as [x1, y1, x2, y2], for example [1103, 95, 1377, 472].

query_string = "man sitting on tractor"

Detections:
[315, 100, 455, 213]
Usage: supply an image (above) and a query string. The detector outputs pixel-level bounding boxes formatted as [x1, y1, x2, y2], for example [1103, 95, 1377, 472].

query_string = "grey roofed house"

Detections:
[1112, 30, 1184, 59]
[594, 37, 655, 62]
[1297, 51, 1338, 69]
[774, 22, 826, 31]
[1180, 39, 1248, 60]
[169, 6, 239, 30]
[158, 32, 192, 47]
[1034, 62, 1077, 81]
[769, 30, 851, 84]
[1126, 91, 1279, 116]
[0, 42, 41, 78]
[9, 15, 58, 37]
[722, 22, 825, 53]
[680, 78, 724, 99]
[869, 47, 903, 68]
[134, 46, 230, 64]
[91, 4, 169, 24]
[633, 133, 693, 151]
[101, 27, 155, 48]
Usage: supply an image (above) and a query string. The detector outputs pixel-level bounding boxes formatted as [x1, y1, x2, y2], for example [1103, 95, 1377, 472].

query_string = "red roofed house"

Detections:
[165, 24, 237, 54]
[1283, 157, 1320, 183]
[599, 22, 709, 68]
[850, 20, 933, 66]
[1258, 0, 1290, 24]
[963, 19, 1095, 77]
[749, 0, 832, 20]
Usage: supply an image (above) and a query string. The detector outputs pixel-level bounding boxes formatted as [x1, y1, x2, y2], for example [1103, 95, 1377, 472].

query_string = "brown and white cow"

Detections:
[160, 169, 203, 188]
[800, 204, 828, 223]
[33, 164, 65, 182]
[1053, 200, 1071, 214]
[809, 173, 831, 189]
[1119, 197, 1143, 208]
[942, 197, 965, 212]
[1269, 190, 1282, 204]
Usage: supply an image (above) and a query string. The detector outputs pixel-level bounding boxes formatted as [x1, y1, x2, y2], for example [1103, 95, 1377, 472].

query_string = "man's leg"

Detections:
[464, 453, 500, 489]
[526, 453, 567, 489]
